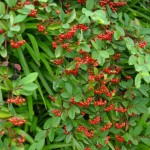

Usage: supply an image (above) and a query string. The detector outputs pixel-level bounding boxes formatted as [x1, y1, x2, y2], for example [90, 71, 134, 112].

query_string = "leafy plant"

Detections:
[0, 0, 150, 150]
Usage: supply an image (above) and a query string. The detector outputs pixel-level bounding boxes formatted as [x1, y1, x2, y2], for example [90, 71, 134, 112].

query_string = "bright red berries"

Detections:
[115, 122, 126, 129]
[0, 29, 4, 34]
[97, 30, 114, 41]
[138, 41, 147, 48]
[28, 9, 38, 18]
[77, 0, 86, 5]
[89, 116, 100, 125]
[48, 95, 56, 102]
[116, 134, 124, 142]
[7, 96, 26, 105]
[8, 117, 26, 126]
[52, 109, 62, 116]
[17, 135, 25, 144]
[77, 125, 94, 138]
[10, 40, 26, 49]
[94, 98, 107, 106]
[101, 122, 112, 131]
[53, 59, 63, 65]
[37, 23, 47, 34]
[100, 0, 127, 12]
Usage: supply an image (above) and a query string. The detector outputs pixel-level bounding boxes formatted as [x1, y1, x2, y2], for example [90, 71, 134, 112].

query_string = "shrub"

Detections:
[0, 0, 150, 150]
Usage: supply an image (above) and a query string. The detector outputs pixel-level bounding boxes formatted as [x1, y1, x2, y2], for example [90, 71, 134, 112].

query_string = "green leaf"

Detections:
[82, 8, 92, 17]
[35, 130, 47, 141]
[55, 46, 63, 58]
[80, 43, 90, 52]
[14, 15, 27, 23]
[25, 43, 40, 66]
[124, 37, 134, 50]
[86, 0, 94, 10]
[68, 107, 75, 119]
[5, 0, 17, 7]
[116, 25, 125, 36]
[48, 23, 61, 30]
[133, 126, 143, 137]
[114, 30, 121, 40]
[19, 72, 38, 85]
[4, 79, 13, 90]
[48, 128, 55, 142]
[0, 34, 5, 45]
[10, 25, 21, 32]
[0, 110, 12, 119]
[27, 34, 40, 61]
[99, 51, 109, 58]
[0, 48, 7, 57]
[37, 139, 45, 150]
[66, 134, 72, 143]
[140, 138, 150, 146]
[52, 117, 61, 127]
[135, 73, 142, 88]
[65, 9, 76, 24]
[22, 83, 38, 91]
[65, 83, 73, 94]
[0, 2, 5, 15]
[129, 55, 137, 65]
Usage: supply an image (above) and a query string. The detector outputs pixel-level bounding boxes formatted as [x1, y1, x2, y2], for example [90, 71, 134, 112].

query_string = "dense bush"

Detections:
[0, 0, 150, 150]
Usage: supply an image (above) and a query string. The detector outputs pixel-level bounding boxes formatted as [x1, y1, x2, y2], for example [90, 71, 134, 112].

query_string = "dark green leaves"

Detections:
[0, 2, 5, 15]
[86, 0, 94, 10]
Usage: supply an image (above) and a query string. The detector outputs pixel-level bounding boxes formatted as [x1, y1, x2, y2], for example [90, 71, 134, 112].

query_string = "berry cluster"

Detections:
[8, 117, 26, 126]
[77, 24, 89, 31]
[77, 0, 86, 5]
[138, 41, 147, 48]
[24, 0, 31, 5]
[126, 75, 131, 80]
[37, 23, 47, 34]
[115, 122, 126, 129]
[111, 78, 120, 84]
[84, 148, 91, 150]
[101, 122, 112, 131]
[52, 109, 62, 116]
[77, 125, 94, 138]
[115, 106, 127, 113]
[104, 104, 114, 112]
[48, 95, 56, 102]
[94, 85, 113, 97]
[28, 9, 38, 18]
[113, 53, 121, 60]
[94, 98, 107, 106]
[0, 29, 4, 34]
[116, 134, 124, 142]
[53, 59, 63, 65]
[100, 0, 127, 12]
[65, 69, 78, 76]
[17, 135, 25, 144]
[103, 66, 121, 74]
[89, 116, 100, 125]
[10, 39, 26, 48]
[63, 126, 69, 135]
[70, 97, 93, 107]
[7, 96, 26, 105]
[97, 30, 114, 41]
[105, 136, 110, 144]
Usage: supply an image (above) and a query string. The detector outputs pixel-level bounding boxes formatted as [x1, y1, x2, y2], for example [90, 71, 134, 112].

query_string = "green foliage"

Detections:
[0, 0, 150, 150]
